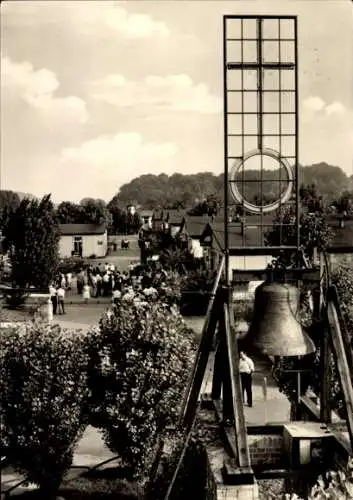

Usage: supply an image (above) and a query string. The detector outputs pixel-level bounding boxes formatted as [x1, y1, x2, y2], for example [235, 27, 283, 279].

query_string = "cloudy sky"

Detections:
[1, 0, 352, 203]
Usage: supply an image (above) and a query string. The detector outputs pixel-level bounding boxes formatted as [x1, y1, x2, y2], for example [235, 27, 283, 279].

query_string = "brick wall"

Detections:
[248, 434, 284, 466]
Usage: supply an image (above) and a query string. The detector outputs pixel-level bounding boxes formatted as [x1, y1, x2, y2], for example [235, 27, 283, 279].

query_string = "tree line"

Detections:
[1, 162, 352, 229]
[114, 163, 353, 212]
[0, 192, 141, 236]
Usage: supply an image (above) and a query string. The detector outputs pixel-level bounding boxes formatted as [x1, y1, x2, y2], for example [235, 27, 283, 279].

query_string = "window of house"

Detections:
[73, 236, 83, 256]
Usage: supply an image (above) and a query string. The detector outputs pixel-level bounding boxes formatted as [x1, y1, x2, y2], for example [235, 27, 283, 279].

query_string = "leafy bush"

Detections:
[147, 436, 211, 500]
[5, 289, 29, 309]
[180, 269, 215, 293]
[261, 459, 353, 499]
[331, 264, 353, 336]
[307, 462, 353, 499]
[265, 208, 333, 265]
[2, 195, 60, 289]
[87, 300, 196, 478]
[179, 269, 215, 315]
[0, 321, 93, 498]
[58, 257, 86, 274]
[151, 270, 182, 308]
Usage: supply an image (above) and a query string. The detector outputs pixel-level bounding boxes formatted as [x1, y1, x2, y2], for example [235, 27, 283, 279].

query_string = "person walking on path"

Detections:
[57, 286, 66, 315]
[77, 270, 85, 296]
[82, 283, 90, 304]
[239, 351, 255, 407]
[49, 283, 57, 315]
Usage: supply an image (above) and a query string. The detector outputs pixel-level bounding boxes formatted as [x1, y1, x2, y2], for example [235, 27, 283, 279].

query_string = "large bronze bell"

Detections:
[247, 282, 315, 357]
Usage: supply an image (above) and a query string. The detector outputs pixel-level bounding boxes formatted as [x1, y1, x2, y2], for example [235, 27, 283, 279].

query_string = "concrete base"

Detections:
[217, 484, 259, 500]
[199, 407, 259, 500]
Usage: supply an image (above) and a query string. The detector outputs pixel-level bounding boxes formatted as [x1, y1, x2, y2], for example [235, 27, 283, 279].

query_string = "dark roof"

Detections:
[152, 209, 164, 220]
[209, 227, 267, 250]
[166, 210, 186, 224]
[183, 216, 210, 238]
[208, 217, 353, 251]
[140, 210, 153, 217]
[59, 223, 107, 236]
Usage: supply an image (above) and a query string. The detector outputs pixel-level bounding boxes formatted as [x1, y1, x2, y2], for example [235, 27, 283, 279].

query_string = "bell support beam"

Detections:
[326, 287, 353, 450]
[179, 297, 220, 431]
[229, 246, 300, 256]
[179, 256, 225, 430]
[223, 293, 251, 468]
[232, 268, 321, 284]
[211, 336, 223, 400]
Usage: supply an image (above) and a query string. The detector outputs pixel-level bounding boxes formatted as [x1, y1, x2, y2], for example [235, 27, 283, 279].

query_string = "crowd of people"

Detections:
[49, 261, 177, 314]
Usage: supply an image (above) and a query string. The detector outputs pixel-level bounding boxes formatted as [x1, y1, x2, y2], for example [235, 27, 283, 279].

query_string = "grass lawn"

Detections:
[15, 472, 143, 499]
[0, 306, 33, 322]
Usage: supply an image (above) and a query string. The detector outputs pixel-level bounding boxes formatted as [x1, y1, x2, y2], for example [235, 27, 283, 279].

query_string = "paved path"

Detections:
[201, 350, 290, 425]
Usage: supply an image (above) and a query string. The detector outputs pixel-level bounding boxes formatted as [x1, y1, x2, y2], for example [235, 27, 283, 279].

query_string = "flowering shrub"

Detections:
[261, 459, 353, 499]
[0, 321, 92, 498]
[150, 270, 182, 307]
[87, 299, 196, 478]
[331, 264, 353, 337]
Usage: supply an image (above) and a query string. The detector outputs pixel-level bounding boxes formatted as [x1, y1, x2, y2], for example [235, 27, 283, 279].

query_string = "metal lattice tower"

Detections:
[223, 16, 300, 280]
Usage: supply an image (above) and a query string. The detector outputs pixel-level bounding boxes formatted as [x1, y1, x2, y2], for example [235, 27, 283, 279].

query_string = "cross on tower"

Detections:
[226, 18, 295, 151]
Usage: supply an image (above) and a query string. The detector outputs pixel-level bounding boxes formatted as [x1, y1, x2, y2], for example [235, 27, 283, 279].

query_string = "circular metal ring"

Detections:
[229, 148, 294, 214]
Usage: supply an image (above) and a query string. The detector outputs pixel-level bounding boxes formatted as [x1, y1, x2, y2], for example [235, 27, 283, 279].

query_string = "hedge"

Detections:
[0, 321, 94, 499]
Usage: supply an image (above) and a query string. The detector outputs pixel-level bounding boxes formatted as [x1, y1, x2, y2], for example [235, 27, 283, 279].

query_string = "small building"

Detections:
[179, 215, 212, 258]
[127, 204, 136, 215]
[152, 209, 165, 232]
[59, 223, 107, 258]
[165, 210, 186, 237]
[140, 210, 154, 230]
[200, 221, 274, 283]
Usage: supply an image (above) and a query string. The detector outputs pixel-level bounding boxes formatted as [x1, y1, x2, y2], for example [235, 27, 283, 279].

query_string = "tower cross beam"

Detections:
[227, 62, 295, 70]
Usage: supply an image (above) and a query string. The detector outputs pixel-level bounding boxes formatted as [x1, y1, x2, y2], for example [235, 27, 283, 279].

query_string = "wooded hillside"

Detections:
[114, 163, 353, 209]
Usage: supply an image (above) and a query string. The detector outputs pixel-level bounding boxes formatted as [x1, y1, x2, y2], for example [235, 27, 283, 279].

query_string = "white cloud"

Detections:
[60, 132, 176, 166]
[90, 73, 221, 114]
[103, 8, 170, 38]
[64, 3, 170, 39]
[325, 100, 346, 116]
[302, 96, 325, 112]
[1, 57, 88, 124]
[3, 2, 170, 39]
[51, 132, 177, 200]
[302, 96, 347, 117]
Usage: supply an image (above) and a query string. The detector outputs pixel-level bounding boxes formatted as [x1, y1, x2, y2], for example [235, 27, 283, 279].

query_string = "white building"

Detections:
[59, 223, 107, 258]
[200, 222, 273, 287]
[180, 216, 211, 259]
[140, 210, 153, 230]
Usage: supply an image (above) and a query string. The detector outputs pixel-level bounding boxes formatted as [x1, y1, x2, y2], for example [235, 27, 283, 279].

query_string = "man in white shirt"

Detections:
[102, 273, 110, 296]
[239, 351, 255, 407]
[57, 286, 66, 315]
[66, 272, 72, 290]
[112, 288, 121, 304]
